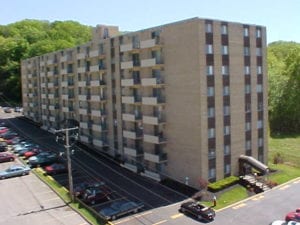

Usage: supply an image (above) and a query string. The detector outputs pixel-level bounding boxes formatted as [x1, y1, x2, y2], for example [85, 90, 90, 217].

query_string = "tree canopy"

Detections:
[268, 41, 300, 134]
[0, 19, 92, 103]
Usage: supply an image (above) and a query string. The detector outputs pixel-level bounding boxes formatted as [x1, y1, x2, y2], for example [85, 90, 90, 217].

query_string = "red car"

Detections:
[0, 127, 9, 134]
[286, 208, 300, 222]
[0, 152, 15, 163]
[44, 163, 67, 175]
[24, 148, 43, 159]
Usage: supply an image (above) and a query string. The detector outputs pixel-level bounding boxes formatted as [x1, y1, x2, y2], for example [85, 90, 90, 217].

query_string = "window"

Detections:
[245, 122, 251, 131]
[221, 24, 228, 35]
[258, 138, 263, 147]
[222, 45, 229, 55]
[245, 140, 251, 150]
[244, 66, 250, 75]
[244, 47, 250, 56]
[208, 168, 216, 179]
[208, 128, 215, 138]
[207, 65, 214, 76]
[206, 44, 213, 54]
[244, 27, 249, 37]
[207, 107, 215, 118]
[256, 48, 262, 56]
[224, 145, 231, 155]
[206, 23, 213, 33]
[208, 148, 216, 159]
[257, 66, 262, 74]
[256, 84, 263, 93]
[224, 106, 230, 116]
[257, 120, 263, 129]
[256, 28, 261, 38]
[224, 125, 230, 135]
[245, 103, 251, 112]
[258, 102, 263, 111]
[245, 84, 251, 94]
[224, 163, 231, 174]
[223, 86, 230, 96]
[222, 65, 229, 75]
[207, 87, 215, 96]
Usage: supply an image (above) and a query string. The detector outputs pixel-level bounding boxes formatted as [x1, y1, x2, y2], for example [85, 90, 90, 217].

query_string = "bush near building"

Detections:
[207, 176, 239, 192]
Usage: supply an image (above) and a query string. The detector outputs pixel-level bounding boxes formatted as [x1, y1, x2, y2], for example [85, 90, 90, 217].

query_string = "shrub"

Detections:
[208, 176, 239, 192]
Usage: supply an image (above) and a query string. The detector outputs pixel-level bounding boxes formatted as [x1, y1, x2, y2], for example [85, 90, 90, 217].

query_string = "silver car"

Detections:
[0, 164, 31, 179]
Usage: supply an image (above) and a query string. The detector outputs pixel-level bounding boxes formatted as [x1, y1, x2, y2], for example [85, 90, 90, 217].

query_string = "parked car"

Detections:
[286, 209, 300, 222]
[0, 127, 9, 134]
[99, 199, 144, 221]
[0, 142, 8, 152]
[44, 163, 67, 175]
[82, 185, 113, 205]
[288, 221, 300, 225]
[28, 152, 59, 167]
[179, 201, 216, 221]
[24, 148, 43, 159]
[1, 131, 18, 140]
[18, 147, 41, 156]
[0, 152, 15, 163]
[74, 181, 106, 198]
[14, 142, 38, 153]
[14, 107, 23, 113]
[3, 107, 12, 113]
[0, 164, 31, 179]
[6, 136, 26, 145]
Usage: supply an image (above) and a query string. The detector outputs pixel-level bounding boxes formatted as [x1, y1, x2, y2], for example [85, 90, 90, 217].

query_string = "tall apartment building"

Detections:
[21, 17, 267, 189]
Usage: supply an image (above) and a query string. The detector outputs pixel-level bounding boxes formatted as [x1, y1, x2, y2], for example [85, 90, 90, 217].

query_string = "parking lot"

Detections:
[0, 160, 90, 225]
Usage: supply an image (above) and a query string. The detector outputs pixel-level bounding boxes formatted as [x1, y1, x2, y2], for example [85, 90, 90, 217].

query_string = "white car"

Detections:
[288, 221, 300, 225]
[270, 221, 286, 225]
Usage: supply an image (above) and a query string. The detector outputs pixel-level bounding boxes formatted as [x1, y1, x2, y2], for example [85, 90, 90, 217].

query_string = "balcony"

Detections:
[144, 152, 167, 163]
[93, 139, 105, 147]
[49, 105, 57, 110]
[78, 81, 86, 87]
[142, 96, 165, 105]
[28, 84, 33, 88]
[92, 124, 106, 132]
[62, 107, 69, 112]
[28, 93, 33, 98]
[61, 69, 67, 75]
[42, 115, 47, 120]
[41, 83, 46, 88]
[122, 113, 141, 122]
[140, 39, 156, 49]
[78, 95, 87, 101]
[124, 147, 143, 157]
[143, 134, 167, 144]
[61, 81, 68, 87]
[40, 72, 46, 77]
[121, 78, 140, 87]
[141, 77, 164, 86]
[90, 65, 99, 72]
[91, 110, 104, 117]
[120, 43, 133, 52]
[41, 104, 47, 109]
[141, 58, 156, 68]
[90, 95, 106, 102]
[80, 135, 89, 143]
[120, 61, 133, 70]
[89, 50, 99, 57]
[49, 116, 56, 122]
[121, 95, 141, 104]
[143, 115, 165, 125]
[62, 94, 68, 100]
[80, 122, 88, 129]
[121, 163, 138, 173]
[123, 130, 143, 140]
[79, 108, 88, 115]
[76, 53, 86, 60]
[48, 82, 54, 88]
[77, 67, 86, 73]
[40, 61, 45, 66]
[47, 59, 53, 65]
[141, 170, 161, 181]
[90, 80, 100, 86]
[49, 94, 55, 99]
[47, 71, 54, 76]
[41, 94, 46, 99]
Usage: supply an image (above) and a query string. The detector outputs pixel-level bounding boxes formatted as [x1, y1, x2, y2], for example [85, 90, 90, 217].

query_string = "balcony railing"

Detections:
[122, 113, 141, 122]
[144, 152, 167, 163]
[121, 78, 140, 87]
[141, 77, 164, 86]
[121, 95, 142, 104]
[142, 96, 165, 105]
[123, 129, 143, 139]
[91, 110, 105, 117]
[143, 134, 167, 144]
[142, 115, 165, 125]
[124, 147, 143, 157]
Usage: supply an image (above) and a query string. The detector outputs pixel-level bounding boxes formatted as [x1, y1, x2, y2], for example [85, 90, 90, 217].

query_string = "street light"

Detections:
[53, 126, 78, 201]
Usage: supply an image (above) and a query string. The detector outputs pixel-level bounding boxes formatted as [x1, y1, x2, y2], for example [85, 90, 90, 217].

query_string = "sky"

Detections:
[0, 0, 299, 44]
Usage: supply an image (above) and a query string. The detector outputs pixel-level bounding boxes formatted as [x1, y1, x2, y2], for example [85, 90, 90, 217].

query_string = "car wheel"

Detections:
[10, 158, 14, 161]
[133, 208, 138, 213]
[22, 172, 27, 176]
[111, 215, 116, 220]
[197, 215, 202, 220]
[0, 176, 5, 179]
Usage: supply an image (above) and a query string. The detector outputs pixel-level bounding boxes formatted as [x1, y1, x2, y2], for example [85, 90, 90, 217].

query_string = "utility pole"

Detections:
[54, 126, 78, 201]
